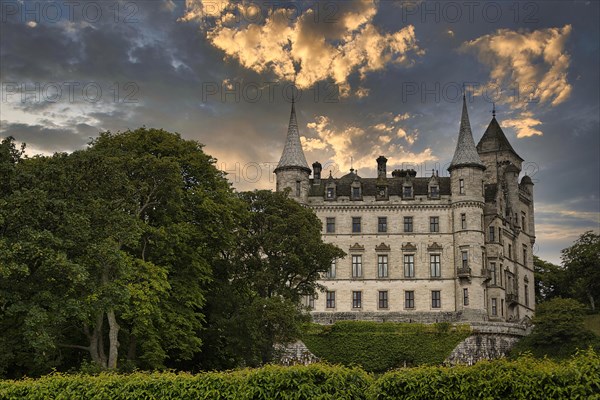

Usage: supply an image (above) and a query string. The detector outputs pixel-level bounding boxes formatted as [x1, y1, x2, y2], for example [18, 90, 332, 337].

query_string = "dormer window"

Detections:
[403, 186, 413, 198]
[376, 186, 388, 200]
[351, 181, 362, 200]
[353, 186, 361, 198]
[429, 185, 439, 198]
[326, 187, 334, 199]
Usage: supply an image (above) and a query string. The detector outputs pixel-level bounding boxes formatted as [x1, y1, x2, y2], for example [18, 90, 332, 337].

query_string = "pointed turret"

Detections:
[448, 95, 485, 172]
[477, 116, 523, 161]
[274, 99, 311, 203]
[274, 98, 311, 174]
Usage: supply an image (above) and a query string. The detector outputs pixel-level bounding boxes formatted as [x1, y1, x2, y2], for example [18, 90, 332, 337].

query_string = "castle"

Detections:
[274, 96, 535, 325]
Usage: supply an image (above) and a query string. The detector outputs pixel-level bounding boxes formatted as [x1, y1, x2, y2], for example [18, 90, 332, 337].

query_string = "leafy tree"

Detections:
[534, 256, 567, 303]
[198, 190, 345, 369]
[511, 298, 599, 359]
[561, 231, 600, 311]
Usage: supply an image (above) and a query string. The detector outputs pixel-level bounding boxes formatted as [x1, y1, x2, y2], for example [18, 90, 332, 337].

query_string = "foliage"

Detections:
[198, 190, 345, 370]
[511, 298, 600, 359]
[301, 322, 471, 373]
[561, 231, 600, 311]
[1, 350, 598, 400]
[533, 255, 567, 304]
[584, 314, 600, 337]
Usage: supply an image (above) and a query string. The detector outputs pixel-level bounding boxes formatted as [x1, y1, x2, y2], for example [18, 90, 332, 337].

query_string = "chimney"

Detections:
[376, 156, 388, 179]
[312, 162, 322, 184]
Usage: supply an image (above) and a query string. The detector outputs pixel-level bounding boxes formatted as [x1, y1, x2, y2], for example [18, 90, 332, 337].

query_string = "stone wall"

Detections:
[311, 310, 487, 324]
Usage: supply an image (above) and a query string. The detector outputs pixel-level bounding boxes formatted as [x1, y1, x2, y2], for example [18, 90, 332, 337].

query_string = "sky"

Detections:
[1, 0, 599, 265]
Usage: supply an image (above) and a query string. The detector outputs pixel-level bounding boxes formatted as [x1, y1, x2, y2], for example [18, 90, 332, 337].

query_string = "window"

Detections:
[459, 179, 465, 194]
[430, 185, 439, 198]
[404, 254, 415, 278]
[352, 186, 361, 199]
[508, 244, 512, 259]
[403, 186, 413, 198]
[326, 217, 335, 233]
[461, 213, 467, 230]
[352, 217, 361, 233]
[491, 298, 497, 316]
[430, 254, 441, 277]
[352, 255, 362, 278]
[431, 291, 441, 308]
[500, 264, 503, 286]
[326, 260, 336, 279]
[522, 245, 527, 265]
[461, 251, 468, 268]
[405, 291, 415, 308]
[307, 295, 315, 309]
[352, 291, 362, 308]
[525, 284, 529, 307]
[489, 226, 495, 242]
[521, 212, 526, 231]
[463, 288, 469, 306]
[501, 299, 504, 316]
[378, 255, 388, 278]
[490, 262, 497, 285]
[295, 181, 301, 197]
[379, 291, 388, 309]
[326, 291, 335, 308]
[430, 216, 439, 232]
[378, 217, 388, 233]
[404, 216, 413, 232]
[326, 187, 334, 199]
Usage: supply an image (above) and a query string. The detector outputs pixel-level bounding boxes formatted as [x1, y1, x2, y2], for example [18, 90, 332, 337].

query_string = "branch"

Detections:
[58, 343, 90, 351]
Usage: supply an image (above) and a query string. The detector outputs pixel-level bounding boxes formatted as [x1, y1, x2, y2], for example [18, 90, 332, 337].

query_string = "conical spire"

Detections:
[476, 114, 523, 161]
[448, 95, 485, 171]
[274, 98, 311, 173]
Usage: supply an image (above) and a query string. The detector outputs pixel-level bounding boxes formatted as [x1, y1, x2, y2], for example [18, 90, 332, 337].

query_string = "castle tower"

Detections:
[448, 95, 487, 320]
[274, 98, 311, 203]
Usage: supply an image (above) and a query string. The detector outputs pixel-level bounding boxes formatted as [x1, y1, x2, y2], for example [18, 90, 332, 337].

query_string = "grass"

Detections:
[583, 314, 600, 336]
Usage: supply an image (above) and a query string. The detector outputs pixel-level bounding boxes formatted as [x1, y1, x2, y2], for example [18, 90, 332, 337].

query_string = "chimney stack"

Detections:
[312, 162, 322, 184]
[376, 156, 388, 179]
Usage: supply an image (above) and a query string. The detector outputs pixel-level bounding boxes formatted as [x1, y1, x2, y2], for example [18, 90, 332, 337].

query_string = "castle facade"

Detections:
[274, 97, 535, 324]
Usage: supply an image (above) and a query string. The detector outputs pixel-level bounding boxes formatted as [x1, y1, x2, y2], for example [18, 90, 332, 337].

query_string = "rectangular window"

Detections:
[430, 186, 439, 198]
[489, 226, 495, 242]
[352, 217, 361, 233]
[491, 262, 497, 285]
[326, 291, 335, 308]
[352, 255, 362, 278]
[296, 181, 301, 197]
[508, 244, 512, 259]
[404, 216, 413, 232]
[378, 255, 389, 278]
[521, 212, 526, 231]
[403, 186, 412, 198]
[308, 295, 315, 309]
[379, 291, 388, 309]
[326, 260, 336, 279]
[501, 299, 504, 316]
[404, 254, 415, 278]
[525, 284, 529, 307]
[463, 288, 469, 306]
[378, 217, 388, 233]
[461, 213, 467, 230]
[352, 291, 362, 308]
[405, 291, 415, 309]
[326, 187, 334, 199]
[461, 251, 468, 269]
[430, 254, 441, 278]
[326, 217, 335, 233]
[430, 216, 439, 232]
[500, 264, 503, 286]
[459, 179, 465, 194]
[352, 186, 361, 199]
[431, 291, 441, 308]
[491, 298, 497, 316]
[522, 245, 527, 265]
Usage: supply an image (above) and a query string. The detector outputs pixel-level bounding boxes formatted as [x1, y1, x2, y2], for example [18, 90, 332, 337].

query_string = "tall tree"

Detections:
[199, 190, 345, 369]
[534, 256, 567, 303]
[561, 231, 600, 311]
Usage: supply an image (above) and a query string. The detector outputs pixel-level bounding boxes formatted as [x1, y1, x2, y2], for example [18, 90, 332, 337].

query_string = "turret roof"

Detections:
[274, 99, 310, 173]
[448, 95, 485, 171]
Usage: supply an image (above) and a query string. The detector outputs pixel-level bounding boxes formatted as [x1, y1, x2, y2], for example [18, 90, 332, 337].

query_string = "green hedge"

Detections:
[1, 351, 598, 400]
[0, 364, 372, 400]
[302, 321, 471, 372]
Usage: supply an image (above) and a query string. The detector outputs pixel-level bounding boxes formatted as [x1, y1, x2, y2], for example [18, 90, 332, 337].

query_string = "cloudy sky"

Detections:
[1, 0, 598, 264]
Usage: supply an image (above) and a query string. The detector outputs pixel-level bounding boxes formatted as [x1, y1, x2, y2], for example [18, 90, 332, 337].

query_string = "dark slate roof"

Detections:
[520, 175, 533, 185]
[449, 96, 485, 171]
[309, 175, 451, 197]
[476, 117, 524, 161]
[274, 100, 311, 173]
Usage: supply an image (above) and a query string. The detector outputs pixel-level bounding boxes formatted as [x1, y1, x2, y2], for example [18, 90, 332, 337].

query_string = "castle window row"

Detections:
[325, 216, 451, 234]
[316, 290, 448, 310]
[326, 254, 445, 279]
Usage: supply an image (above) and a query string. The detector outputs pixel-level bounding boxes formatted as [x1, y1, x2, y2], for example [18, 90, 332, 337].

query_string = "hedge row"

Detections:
[302, 321, 471, 372]
[2, 350, 598, 400]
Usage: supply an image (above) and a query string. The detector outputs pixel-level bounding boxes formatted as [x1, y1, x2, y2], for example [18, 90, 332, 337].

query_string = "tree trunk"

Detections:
[107, 309, 120, 369]
[588, 291, 596, 312]
[88, 313, 107, 368]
